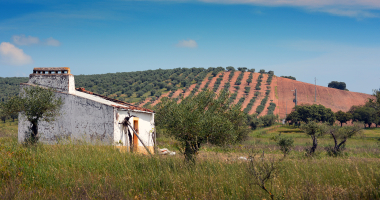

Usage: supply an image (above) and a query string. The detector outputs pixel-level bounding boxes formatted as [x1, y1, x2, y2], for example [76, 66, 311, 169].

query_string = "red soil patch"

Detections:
[172, 87, 184, 98]
[276, 77, 373, 119]
[233, 72, 251, 105]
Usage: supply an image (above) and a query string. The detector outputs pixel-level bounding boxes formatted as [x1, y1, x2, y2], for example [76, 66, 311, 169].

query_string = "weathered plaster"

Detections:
[28, 74, 75, 94]
[18, 68, 155, 152]
[114, 110, 155, 154]
[18, 90, 115, 144]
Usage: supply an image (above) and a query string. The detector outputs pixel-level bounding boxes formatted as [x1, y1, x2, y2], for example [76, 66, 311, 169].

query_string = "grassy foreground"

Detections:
[1, 121, 380, 199]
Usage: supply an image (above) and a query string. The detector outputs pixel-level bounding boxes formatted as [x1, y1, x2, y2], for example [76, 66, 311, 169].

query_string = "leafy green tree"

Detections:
[335, 110, 352, 127]
[260, 114, 278, 127]
[1, 86, 63, 143]
[247, 114, 260, 130]
[237, 67, 247, 72]
[271, 134, 294, 157]
[328, 81, 347, 90]
[300, 121, 324, 156]
[322, 123, 362, 156]
[289, 104, 335, 124]
[351, 106, 377, 128]
[155, 90, 249, 162]
[10, 113, 18, 122]
[285, 111, 300, 125]
[0, 114, 7, 123]
[226, 66, 235, 71]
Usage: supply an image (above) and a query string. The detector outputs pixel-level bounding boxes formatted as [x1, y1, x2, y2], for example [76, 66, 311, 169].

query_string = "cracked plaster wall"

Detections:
[18, 89, 115, 144]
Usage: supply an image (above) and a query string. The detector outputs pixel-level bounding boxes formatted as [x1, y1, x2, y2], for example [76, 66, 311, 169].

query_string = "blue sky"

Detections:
[1, 0, 380, 94]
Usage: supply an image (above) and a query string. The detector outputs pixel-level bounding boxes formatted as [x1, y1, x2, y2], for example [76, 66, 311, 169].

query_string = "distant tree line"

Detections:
[286, 90, 380, 128]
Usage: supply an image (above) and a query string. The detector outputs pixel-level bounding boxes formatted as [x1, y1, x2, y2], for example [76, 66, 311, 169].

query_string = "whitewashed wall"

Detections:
[18, 90, 115, 144]
[28, 74, 75, 94]
[114, 110, 155, 152]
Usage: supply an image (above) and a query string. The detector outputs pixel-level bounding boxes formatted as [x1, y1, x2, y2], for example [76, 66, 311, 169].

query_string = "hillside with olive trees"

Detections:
[0, 67, 373, 118]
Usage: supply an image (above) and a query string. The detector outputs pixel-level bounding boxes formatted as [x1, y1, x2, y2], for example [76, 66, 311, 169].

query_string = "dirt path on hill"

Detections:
[249, 74, 268, 115]
[233, 72, 250, 105]
[241, 73, 259, 111]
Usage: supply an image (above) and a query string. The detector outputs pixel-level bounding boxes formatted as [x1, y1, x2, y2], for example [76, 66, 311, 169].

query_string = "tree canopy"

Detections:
[335, 110, 352, 127]
[328, 81, 347, 90]
[286, 104, 335, 125]
[1, 86, 63, 143]
[155, 90, 249, 161]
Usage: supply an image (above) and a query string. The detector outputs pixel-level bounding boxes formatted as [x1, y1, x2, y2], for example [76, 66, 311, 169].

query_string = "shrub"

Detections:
[244, 87, 250, 94]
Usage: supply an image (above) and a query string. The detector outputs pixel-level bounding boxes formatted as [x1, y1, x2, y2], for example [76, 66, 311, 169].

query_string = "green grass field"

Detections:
[1, 121, 380, 199]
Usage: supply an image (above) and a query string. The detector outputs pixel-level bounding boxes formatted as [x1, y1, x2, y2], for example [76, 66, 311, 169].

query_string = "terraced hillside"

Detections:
[0, 68, 373, 119]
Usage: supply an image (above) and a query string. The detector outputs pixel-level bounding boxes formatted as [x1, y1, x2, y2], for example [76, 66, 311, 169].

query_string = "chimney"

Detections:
[28, 67, 75, 94]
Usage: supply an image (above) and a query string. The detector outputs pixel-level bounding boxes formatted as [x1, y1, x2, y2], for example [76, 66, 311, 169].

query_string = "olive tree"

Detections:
[155, 90, 249, 162]
[300, 121, 324, 156]
[335, 110, 352, 127]
[1, 86, 63, 143]
[322, 123, 363, 156]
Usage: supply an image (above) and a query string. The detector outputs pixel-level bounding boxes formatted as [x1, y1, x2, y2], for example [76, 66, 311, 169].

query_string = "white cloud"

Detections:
[12, 34, 40, 46]
[0, 42, 33, 66]
[45, 37, 61, 46]
[11, 34, 61, 46]
[176, 39, 198, 48]
[148, 0, 380, 18]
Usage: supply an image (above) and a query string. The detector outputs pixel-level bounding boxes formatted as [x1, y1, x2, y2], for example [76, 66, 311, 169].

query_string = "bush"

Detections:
[267, 102, 276, 115]
[244, 87, 250, 94]
[237, 97, 245, 105]
[271, 134, 294, 157]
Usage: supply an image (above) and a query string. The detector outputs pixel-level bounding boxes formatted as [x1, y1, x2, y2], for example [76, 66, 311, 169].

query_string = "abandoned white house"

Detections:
[18, 67, 155, 154]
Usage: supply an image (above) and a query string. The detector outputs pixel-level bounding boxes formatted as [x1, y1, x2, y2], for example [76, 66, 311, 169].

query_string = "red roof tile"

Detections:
[76, 87, 154, 113]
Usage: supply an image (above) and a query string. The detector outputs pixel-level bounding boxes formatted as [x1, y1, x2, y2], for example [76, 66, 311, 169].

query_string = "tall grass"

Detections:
[1, 123, 380, 199]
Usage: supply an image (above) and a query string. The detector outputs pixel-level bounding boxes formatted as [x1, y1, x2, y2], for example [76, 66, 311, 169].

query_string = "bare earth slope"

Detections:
[276, 77, 373, 119]
[139, 72, 372, 120]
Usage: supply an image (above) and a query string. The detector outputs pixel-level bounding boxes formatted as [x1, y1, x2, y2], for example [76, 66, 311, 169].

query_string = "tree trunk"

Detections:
[340, 122, 343, 127]
[30, 121, 38, 143]
[184, 140, 199, 163]
[309, 135, 318, 154]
